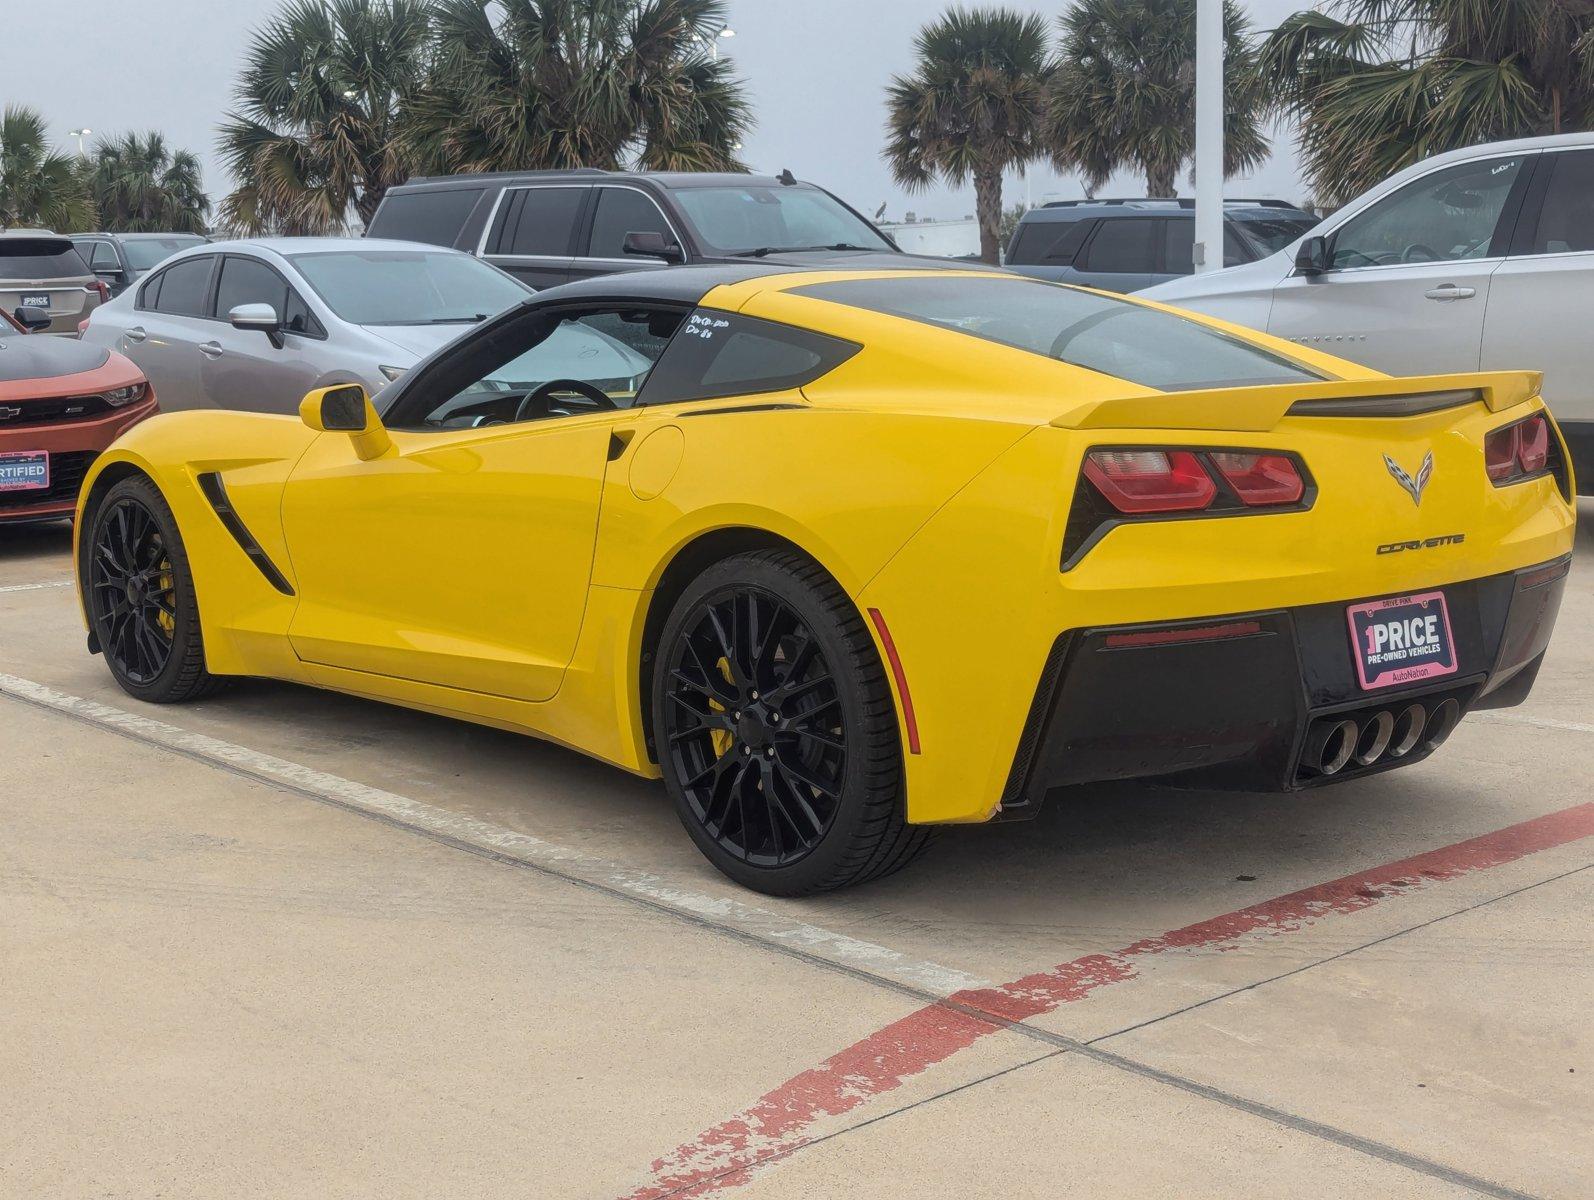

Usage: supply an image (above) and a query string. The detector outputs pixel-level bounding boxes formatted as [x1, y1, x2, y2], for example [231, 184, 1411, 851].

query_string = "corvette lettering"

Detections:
[1377, 533, 1465, 555]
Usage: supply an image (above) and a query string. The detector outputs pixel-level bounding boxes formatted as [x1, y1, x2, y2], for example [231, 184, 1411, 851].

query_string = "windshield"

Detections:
[671, 184, 892, 255]
[288, 249, 531, 326]
[792, 275, 1324, 392]
[1232, 213, 1317, 256]
[123, 236, 208, 271]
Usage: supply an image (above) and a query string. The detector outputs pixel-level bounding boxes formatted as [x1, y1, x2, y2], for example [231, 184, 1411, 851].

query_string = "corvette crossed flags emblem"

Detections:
[1384, 451, 1434, 507]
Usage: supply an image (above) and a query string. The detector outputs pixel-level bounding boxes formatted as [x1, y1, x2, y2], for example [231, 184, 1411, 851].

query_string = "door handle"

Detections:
[199, 341, 223, 358]
[124, 325, 146, 342]
[1424, 285, 1476, 301]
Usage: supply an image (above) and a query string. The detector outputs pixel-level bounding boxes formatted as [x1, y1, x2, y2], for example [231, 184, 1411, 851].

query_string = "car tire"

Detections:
[652, 549, 933, 895]
[84, 475, 222, 704]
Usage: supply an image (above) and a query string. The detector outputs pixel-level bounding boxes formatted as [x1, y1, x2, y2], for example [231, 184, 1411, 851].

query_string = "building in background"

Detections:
[879, 215, 981, 259]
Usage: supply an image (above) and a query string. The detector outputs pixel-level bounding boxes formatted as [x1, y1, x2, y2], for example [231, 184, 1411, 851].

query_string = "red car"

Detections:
[0, 307, 157, 524]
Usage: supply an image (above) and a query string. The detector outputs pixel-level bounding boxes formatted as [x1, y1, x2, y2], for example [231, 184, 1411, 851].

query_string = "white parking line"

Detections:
[0, 671, 988, 997]
[1474, 710, 1594, 736]
[0, 580, 72, 593]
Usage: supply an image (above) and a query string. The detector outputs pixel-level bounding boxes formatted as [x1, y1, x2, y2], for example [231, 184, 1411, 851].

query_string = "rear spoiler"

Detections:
[1050, 371, 1543, 433]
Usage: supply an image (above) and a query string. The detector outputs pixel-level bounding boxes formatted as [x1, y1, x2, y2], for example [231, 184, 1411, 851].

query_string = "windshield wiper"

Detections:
[426, 313, 490, 324]
[730, 243, 879, 258]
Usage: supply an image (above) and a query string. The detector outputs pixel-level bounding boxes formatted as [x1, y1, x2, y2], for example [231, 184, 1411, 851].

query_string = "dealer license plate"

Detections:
[0, 451, 49, 493]
[1347, 590, 1457, 691]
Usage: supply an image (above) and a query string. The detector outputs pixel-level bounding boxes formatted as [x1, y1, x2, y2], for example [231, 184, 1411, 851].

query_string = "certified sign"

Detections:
[0, 450, 50, 493]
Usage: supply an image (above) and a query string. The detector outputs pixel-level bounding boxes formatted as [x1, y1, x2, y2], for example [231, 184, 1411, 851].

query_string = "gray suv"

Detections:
[70, 232, 210, 297]
[0, 233, 107, 335]
[365, 169, 965, 290]
[1004, 199, 1318, 292]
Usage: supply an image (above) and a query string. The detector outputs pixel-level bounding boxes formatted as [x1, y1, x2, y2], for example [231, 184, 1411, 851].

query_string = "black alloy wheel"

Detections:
[662, 586, 844, 868]
[85, 476, 219, 703]
[90, 496, 176, 685]
[653, 550, 932, 895]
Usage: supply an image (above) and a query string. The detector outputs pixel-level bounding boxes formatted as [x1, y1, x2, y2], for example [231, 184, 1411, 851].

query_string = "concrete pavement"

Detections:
[1, 513, 1589, 1198]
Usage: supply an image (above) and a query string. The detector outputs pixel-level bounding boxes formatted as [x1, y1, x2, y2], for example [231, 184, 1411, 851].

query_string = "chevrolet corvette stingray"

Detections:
[73, 266, 1574, 894]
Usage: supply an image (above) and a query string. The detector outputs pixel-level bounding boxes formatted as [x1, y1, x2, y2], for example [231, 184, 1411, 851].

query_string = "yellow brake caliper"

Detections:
[709, 656, 736, 759]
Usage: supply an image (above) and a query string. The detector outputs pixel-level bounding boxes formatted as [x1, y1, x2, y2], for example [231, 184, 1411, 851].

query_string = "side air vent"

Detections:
[195, 472, 295, 596]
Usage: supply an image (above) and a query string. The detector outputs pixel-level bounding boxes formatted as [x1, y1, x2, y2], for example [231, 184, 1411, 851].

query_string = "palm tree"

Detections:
[405, 0, 751, 176]
[1046, 0, 1270, 198]
[87, 132, 210, 233]
[884, 7, 1052, 265]
[1264, 1, 1594, 203]
[0, 106, 94, 231]
[217, 0, 434, 234]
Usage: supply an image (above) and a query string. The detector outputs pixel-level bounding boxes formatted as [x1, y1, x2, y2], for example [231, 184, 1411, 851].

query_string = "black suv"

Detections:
[69, 232, 210, 297]
[1004, 198, 1318, 293]
[366, 170, 935, 289]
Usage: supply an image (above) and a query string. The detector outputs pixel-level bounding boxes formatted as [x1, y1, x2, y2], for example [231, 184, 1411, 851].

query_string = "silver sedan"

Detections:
[79, 237, 552, 414]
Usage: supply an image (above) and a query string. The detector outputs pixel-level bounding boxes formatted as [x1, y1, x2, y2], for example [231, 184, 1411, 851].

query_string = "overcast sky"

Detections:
[3, 0, 1314, 224]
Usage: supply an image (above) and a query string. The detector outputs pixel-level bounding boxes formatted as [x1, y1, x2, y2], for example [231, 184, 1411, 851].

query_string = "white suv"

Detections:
[1143, 132, 1594, 493]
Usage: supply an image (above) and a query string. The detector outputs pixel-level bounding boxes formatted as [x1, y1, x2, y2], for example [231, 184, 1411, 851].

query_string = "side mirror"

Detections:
[13, 306, 51, 332]
[1294, 235, 1330, 276]
[623, 230, 685, 264]
[229, 302, 284, 347]
[299, 383, 392, 460]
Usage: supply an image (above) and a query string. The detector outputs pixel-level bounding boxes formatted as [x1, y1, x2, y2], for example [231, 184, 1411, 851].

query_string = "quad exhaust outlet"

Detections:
[1300, 695, 1464, 780]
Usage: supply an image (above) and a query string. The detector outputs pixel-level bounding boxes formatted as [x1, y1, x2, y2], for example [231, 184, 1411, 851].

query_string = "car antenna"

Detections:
[777, 168, 797, 187]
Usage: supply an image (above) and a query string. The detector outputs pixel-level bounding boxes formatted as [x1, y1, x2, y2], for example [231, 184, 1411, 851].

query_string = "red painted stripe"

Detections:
[623, 801, 1594, 1199]
[867, 607, 920, 754]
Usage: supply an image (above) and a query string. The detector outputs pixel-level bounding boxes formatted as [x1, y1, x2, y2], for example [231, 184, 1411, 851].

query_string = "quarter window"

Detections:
[86, 241, 120, 270]
[1330, 156, 1525, 269]
[639, 310, 859, 405]
[370, 187, 483, 248]
[1009, 219, 1093, 266]
[149, 256, 215, 317]
[496, 187, 586, 257]
[587, 187, 676, 259]
[1521, 150, 1594, 255]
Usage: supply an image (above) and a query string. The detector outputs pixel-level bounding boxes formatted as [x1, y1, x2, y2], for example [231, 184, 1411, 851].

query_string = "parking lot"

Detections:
[0, 509, 1586, 1200]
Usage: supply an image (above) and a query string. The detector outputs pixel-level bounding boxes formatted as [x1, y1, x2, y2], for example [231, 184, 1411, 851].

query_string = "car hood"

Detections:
[0, 335, 110, 383]
[1139, 252, 1290, 302]
[701, 249, 993, 273]
[363, 322, 481, 362]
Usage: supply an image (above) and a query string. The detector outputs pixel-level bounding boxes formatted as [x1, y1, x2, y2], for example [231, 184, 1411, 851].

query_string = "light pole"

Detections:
[1193, 0, 1223, 273]
[698, 25, 735, 60]
[68, 127, 92, 158]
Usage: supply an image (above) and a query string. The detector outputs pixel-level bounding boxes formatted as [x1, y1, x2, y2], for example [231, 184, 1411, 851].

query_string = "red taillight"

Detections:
[1209, 452, 1305, 506]
[86, 280, 110, 303]
[77, 318, 91, 335]
[1484, 424, 1519, 482]
[1517, 414, 1549, 474]
[1083, 450, 1216, 514]
[1485, 413, 1555, 486]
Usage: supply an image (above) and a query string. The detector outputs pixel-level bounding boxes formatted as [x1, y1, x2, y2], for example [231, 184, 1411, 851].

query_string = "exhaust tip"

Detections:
[1423, 698, 1462, 751]
[1388, 704, 1427, 758]
[1306, 717, 1359, 776]
[1353, 710, 1395, 766]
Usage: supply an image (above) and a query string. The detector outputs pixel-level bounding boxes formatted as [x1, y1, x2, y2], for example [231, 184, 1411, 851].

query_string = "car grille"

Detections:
[0, 393, 114, 428]
[0, 449, 96, 510]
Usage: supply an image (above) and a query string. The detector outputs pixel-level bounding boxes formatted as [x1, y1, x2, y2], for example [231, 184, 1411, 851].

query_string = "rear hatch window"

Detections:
[792, 274, 1325, 392]
[0, 237, 90, 281]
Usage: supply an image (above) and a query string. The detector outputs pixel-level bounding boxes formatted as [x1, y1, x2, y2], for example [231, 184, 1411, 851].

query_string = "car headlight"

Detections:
[102, 382, 148, 408]
[379, 364, 407, 381]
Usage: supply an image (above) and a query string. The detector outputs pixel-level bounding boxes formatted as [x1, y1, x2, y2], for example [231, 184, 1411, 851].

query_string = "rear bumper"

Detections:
[999, 556, 1569, 814]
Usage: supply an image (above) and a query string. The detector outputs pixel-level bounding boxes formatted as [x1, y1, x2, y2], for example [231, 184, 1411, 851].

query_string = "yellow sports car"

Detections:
[74, 267, 1574, 894]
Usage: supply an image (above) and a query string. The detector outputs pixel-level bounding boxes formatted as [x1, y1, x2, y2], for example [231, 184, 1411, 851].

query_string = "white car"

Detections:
[1143, 132, 1594, 493]
[79, 238, 542, 414]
